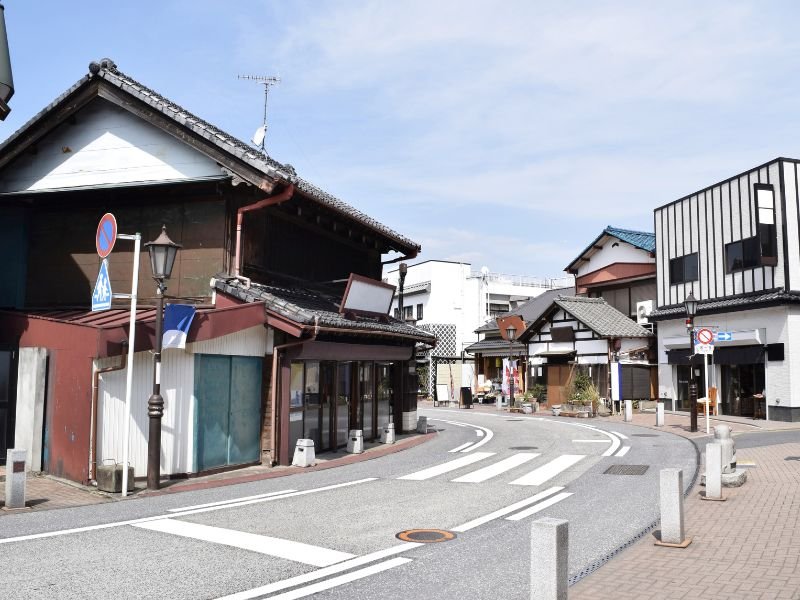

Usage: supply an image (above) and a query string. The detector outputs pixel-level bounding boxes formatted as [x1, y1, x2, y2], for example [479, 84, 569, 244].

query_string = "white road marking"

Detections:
[398, 452, 495, 480]
[452, 487, 564, 532]
[134, 519, 354, 567]
[429, 419, 494, 452]
[572, 439, 609, 443]
[615, 446, 631, 457]
[422, 408, 499, 418]
[452, 453, 540, 483]
[266, 557, 412, 600]
[214, 543, 422, 600]
[168, 489, 296, 512]
[509, 455, 585, 486]
[477, 430, 484, 437]
[0, 478, 377, 545]
[505, 492, 573, 521]
[611, 431, 629, 440]
[448, 442, 475, 453]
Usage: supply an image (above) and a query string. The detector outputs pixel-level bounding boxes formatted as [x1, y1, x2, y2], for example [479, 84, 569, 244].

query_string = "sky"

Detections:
[4, 1, 800, 279]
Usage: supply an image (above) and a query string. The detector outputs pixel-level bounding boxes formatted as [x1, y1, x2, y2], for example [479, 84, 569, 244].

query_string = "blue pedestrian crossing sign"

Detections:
[92, 259, 113, 311]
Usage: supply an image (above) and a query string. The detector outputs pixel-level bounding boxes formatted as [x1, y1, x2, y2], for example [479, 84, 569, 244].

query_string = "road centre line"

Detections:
[266, 557, 413, 600]
[509, 455, 585, 486]
[398, 452, 494, 480]
[429, 419, 494, 452]
[214, 544, 422, 600]
[615, 446, 631, 457]
[168, 489, 297, 512]
[134, 519, 354, 567]
[0, 478, 377, 545]
[452, 453, 540, 483]
[563, 421, 621, 456]
[449, 442, 475, 453]
[422, 408, 498, 418]
[572, 439, 609, 443]
[611, 431, 629, 440]
[452, 487, 564, 532]
[505, 492, 574, 521]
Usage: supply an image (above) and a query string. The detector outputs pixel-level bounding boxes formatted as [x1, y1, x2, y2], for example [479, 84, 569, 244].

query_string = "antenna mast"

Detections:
[237, 74, 281, 152]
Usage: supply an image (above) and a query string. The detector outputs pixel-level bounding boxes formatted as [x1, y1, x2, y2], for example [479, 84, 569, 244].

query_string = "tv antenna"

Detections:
[237, 74, 281, 152]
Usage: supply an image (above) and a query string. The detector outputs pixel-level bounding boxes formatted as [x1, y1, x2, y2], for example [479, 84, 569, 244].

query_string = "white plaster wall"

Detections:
[0, 99, 225, 193]
[576, 239, 654, 277]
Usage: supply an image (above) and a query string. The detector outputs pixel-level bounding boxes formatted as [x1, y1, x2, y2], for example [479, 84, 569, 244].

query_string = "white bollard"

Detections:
[347, 429, 364, 454]
[4, 449, 27, 510]
[416, 416, 428, 434]
[530, 517, 568, 600]
[705, 442, 723, 500]
[656, 402, 665, 427]
[657, 468, 689, 546]
[496, 395, 502, 411]
[379, 422, 396, 444]
[292, 439, 315, 467]
[624, 399, 633, 422]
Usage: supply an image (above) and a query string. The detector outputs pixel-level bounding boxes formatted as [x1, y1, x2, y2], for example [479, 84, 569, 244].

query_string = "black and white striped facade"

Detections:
[653, 157, 800, 421]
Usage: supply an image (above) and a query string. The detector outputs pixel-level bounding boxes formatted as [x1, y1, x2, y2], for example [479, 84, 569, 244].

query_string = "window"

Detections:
[403, 305, 413, 320]
[725, 237, 760, 272]
[669, 253, 698, 285]
[416, 303, 423, 320]
[755, 184, 777, 265]
[393, 308, 400, 319]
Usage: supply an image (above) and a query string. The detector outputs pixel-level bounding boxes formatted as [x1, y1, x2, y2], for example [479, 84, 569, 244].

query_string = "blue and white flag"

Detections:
[162, 304, 196, 350]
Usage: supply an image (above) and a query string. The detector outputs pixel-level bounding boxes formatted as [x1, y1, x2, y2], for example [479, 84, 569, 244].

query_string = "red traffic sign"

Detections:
[96, 213, 117, 259]
[696, 327, 714, 345]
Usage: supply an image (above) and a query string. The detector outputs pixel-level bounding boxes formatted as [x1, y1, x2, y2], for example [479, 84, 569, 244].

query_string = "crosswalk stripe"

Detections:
[134, 519, 354, 567]
[452, 453, 540, 483]
[509, 455, 585, 486]
[452, 487, 564, 532]
[615, 446, 631, 457]
[505, 492, 573, 521]
[398, 452, 495, 480]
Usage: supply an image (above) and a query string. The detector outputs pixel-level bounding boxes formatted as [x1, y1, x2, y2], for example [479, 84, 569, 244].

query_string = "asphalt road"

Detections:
[0, 408, 699, 600]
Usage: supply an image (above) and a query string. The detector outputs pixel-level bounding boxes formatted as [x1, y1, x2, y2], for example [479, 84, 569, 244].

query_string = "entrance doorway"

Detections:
[721, 363, 765, 417]
[0, 348, 18, 466]
[546, 364, 571, 407]
[676, 364, 706, 412]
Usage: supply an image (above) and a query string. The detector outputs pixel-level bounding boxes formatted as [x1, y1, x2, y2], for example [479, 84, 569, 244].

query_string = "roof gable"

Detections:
[565, 225, 655, 274]
[522, 295, 652, 340]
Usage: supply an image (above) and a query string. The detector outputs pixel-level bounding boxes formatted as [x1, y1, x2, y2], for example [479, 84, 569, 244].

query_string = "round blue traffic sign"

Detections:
[96, 213, 117, 259]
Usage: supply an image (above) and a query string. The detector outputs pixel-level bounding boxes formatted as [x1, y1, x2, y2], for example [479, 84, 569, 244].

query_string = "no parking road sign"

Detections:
[96, 213, 117, 259]
[695, 327, 714, 355]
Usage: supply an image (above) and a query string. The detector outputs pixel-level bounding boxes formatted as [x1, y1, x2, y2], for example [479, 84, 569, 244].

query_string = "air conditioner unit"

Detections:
[636, 300, 654, 324]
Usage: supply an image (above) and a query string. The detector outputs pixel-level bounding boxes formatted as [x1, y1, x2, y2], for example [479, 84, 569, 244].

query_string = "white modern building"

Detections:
[650, 157, 800, 422]
[384, 260, 573, 396]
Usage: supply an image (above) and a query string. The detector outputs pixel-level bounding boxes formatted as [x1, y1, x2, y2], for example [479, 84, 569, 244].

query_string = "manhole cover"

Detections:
[510, 446, 538, 450]
[604, 464, 649, 476]
[632, 434, 658, 437]
[396, 529, 456, 543]
[785, 456, 800, 462]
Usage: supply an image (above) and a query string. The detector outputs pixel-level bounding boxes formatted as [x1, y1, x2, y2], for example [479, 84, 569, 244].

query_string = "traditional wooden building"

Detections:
[0, 58, 434, 482]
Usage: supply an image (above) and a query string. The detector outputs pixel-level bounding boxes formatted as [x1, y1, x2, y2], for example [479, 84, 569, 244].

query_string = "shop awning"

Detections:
[667, 345, 764, 366]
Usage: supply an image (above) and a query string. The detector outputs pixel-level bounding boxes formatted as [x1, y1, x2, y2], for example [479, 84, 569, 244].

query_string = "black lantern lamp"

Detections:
[397, 262, 408, 320]
[506, 325, 517, 408]
[684, 293, 698, 432]
[143, 225, 182, 490]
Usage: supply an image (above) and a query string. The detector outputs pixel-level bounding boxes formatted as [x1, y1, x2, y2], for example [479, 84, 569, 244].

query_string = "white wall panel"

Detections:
[187, 325, 267, 356]
[576, 339, 607, 355]
[784, 162, 800, 291]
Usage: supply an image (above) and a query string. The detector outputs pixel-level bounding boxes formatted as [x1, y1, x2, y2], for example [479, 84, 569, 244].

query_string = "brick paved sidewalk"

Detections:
[0, 472, 109, 513]
[570, 412, 800, 600]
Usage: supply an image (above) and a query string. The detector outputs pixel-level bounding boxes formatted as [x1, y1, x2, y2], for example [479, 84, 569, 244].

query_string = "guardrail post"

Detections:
[530, 517, 568, 600]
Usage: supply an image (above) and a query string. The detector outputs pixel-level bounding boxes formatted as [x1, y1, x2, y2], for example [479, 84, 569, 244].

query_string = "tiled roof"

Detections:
[463, 338, 526, 356]
[0, 58, 419, 254]
[553, 295, 652, 338]
[604, 226, 656, 253]
[215, 276, 436, 342]
[649, 290, 800, 321]
[475, 287, 572, 333]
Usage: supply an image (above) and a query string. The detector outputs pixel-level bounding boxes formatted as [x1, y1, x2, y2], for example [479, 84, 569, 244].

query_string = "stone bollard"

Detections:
[292, 438, 315, 467]
[530, 517, 568, 600]
[704, 442, 723, 500]
[4, 449, 27, 510]
[496, 395, 502, 411]
[656, 468, 691, 547]
[624, 399, 633, 422]
[379, 422, 396, 444]
[416, 416, 428, 434]
[713, 425, 736, 473]
[346, 430, 364, 454]
[656, 402, 665, 427]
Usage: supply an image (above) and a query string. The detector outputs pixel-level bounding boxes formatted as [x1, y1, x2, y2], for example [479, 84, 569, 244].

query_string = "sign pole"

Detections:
[118, 233, 140, 498]
[704, 352, 710, 434]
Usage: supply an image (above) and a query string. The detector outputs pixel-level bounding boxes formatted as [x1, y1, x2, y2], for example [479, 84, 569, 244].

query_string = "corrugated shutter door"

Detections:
[622, 365, 650, 400]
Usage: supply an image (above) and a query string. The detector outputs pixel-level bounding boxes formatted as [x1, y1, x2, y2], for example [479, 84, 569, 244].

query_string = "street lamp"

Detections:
[143, 225, 181, 490]
[506, 325, 517, 408]
[684, 293, 698, 432]
[397, 262, 408, 320]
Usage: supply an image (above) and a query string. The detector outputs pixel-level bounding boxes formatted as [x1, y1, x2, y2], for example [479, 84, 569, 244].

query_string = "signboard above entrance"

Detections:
[340, 273, 396, 317]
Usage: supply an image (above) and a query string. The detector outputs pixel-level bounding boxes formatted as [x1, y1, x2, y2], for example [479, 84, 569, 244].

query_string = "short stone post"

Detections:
[416, 416, 428, 434]
[496, 395, 502, 411]
[380, 422, 396, 444]
[346, 430, 364, 454]
[704, 442, 723, 501]
[624, 399, 633, 422]
[530, 517, 568, 600]
[656, 402, 665, 427]
[4, 449, 27, 510]
[292, 439, 315, 467]
[656, 468, 691, 547]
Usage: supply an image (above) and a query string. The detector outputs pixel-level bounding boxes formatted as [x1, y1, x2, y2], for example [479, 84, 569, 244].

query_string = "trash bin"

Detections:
[460, 386, 473, 409]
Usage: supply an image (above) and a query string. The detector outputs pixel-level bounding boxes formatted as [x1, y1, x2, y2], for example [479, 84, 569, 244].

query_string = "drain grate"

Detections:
[632, 434, 658, 437]
[604, 464, 649, 476]
[510, 446, 538, 450]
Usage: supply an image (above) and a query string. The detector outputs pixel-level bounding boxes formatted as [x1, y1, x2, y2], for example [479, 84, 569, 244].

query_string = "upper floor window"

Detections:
[669, 253, 698, 285]
[755, 184, 777, 265]
[403, 305, 413, 320]
[416, 303, 423, 320]
[726, 236, 760, 272]
[393, 308, 400, 319]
